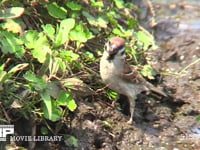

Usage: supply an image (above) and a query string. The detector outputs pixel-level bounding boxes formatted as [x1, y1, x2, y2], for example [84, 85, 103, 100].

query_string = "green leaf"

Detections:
[42, 19, 75, 47]
[22, 31, 51, 63]
[21, 30, 39, 49]
[0, 31, 25, 58]
[1, 19, 24, 34]
[64, 135, 78, 148]
[66, 2, 82, 11]
[55, 18, 75, 46]
[0, 64, 5, 71]
[61, 78, 95, 96]
[141, 65, 157, 79]
[23, 71, 47, 91]
[60, 50, 79, 63]
[127, 18, 138, 29]
[46, 81, 62, 99]
[42, 100, 62, 122]
[33, 46, 51, 63]
[90, 0, 104, 8]
[58, 58, 67, 73]
[103, 120, 113, 128]
[42, 24, 55, 42]
[31, 33, 51, 63]
[82, 11, 107, 28]
[0, 63, 28, 87]
[0, 7, 24, 20]
[47, 2, 67, 19]
[112, 25, 132, 37]
[41, 96, 63, 122]
[40, 90, 52, 120]
[52, 104, 63, 121]
[57, 90, 77, 111]
[84, 51, 95, 61]
[57, 90, 70, 106]
[69, 24, 94, 43]
[8, 63, 29, 74]
[137, 31, 155, 50]
[69, 30, 87, 43]
[41, 126, 48, 135]
[97, 16, 107, 28]
[0, 64, 7, 84]
[107, 91, 118, 100]
[113, 0, 125, 9]
[106, 11, 118, 26]
[82, 11, 95, 25]
[49, 57, 60, 76]
[67, 98, 77, 112]
[112, 28, 124, 36]
[196, 116, 200, 122]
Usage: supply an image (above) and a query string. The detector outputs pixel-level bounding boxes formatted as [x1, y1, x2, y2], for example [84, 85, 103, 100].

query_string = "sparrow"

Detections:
[100, 37, 167, 124]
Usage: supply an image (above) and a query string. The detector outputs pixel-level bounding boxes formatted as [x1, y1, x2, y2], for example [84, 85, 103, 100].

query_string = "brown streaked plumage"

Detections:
[122, 61, 167, 97]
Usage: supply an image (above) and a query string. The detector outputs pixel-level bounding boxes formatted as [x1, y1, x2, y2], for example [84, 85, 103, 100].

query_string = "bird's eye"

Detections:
[104, 42, 109, 51]
[104, 45, 106, 50]
[104, 42, 110, 51]
[120, 50, 125, 56]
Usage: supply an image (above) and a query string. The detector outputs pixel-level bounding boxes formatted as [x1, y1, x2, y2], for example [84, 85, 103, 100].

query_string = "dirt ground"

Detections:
[65, 19, 200, 150]
[69, 28, 200, 149]
[66, 1, 200, 150]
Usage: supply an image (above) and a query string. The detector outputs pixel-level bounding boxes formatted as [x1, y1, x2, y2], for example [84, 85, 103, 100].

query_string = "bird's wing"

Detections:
[121, 61, 144, 84]
[121, 61, 167, 97]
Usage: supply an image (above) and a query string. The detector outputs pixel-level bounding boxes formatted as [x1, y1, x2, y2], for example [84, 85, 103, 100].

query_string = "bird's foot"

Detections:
[127, 118, 133, 125]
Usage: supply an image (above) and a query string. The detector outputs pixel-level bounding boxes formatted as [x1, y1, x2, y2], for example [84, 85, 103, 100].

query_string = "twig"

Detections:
[0, 103, 11, 123]
[95, 84, 110, 94]
[178, 58, 200, 76]
[146, 0, 157, 27]
[84, 66, 100, 77]
[159, 58, 200, 78]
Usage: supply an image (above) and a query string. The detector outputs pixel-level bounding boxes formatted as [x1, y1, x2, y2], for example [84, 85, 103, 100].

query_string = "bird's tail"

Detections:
[145, 81, 167, 97]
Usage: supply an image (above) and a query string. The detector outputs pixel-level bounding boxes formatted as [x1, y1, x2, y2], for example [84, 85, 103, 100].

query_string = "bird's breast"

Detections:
[100, 58, 127, 94]
[100, 58, 122, 82]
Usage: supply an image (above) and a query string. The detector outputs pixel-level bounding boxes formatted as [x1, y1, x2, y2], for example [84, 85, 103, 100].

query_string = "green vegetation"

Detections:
[0, 0, 159, 147]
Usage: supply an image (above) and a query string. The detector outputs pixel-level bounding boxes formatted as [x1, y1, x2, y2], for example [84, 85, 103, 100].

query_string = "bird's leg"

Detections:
[127, 96, 136, 124]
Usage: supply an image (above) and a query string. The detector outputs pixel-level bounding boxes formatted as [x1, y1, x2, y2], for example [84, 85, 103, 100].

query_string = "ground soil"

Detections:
[65, 19, 200, 150]
[65, 1, 200, 149]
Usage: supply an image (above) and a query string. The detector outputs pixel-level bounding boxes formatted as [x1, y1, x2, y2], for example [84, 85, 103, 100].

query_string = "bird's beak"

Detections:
[108, 47, 117, 56]
[105, 42, 117, 56]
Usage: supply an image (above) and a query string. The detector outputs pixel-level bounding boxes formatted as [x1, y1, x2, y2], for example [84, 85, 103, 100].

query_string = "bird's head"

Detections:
[104, 37, 126, 60]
